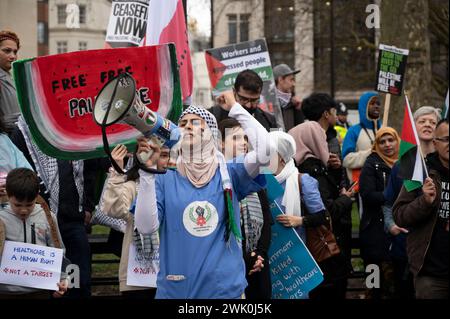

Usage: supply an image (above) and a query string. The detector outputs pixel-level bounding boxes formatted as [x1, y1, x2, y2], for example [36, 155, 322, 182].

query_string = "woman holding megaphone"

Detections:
[134, 91, 274, 299]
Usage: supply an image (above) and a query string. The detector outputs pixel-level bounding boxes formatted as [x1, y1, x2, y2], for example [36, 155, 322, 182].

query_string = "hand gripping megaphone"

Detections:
[93, 72, 180, 173]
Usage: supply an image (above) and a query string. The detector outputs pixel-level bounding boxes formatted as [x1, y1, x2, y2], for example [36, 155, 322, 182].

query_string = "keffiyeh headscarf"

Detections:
[177, 105, 241, 243]
[179, 105, 220, 143]
[177, 105, 221, 188]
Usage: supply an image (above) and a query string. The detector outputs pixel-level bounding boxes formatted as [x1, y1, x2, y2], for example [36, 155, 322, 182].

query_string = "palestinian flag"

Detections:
[13, 44, 182, 160]
[398, 96, 427, 191]
[105, 0, 193, 101]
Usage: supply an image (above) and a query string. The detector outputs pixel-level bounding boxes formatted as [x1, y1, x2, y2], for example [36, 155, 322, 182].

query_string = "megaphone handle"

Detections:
[137, 136, 165, 165]
[137, 149, 154, 164]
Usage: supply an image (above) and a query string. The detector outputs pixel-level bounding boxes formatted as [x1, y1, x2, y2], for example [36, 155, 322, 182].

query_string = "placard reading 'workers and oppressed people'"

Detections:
[376, 44, 409, 96]
[0, 241, 63, 291]
[205, 39, 284, 128]
[264, 174, 324, 299]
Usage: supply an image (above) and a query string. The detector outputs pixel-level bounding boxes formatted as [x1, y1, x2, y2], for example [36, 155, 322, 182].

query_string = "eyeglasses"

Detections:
[434, 136, 449, 143]
[234, 91, 260, 105]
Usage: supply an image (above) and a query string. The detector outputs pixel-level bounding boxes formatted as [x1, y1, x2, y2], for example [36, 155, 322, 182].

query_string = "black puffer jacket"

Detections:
[297, 157, 353, 255]
[359, 152, 392, 263]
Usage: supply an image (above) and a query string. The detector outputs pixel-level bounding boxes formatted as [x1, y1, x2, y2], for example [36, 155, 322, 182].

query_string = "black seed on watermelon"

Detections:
[64, 69, 67, 73]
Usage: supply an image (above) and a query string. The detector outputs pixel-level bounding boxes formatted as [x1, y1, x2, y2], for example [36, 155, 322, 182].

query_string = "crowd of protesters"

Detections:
[0, 29, 448, 300]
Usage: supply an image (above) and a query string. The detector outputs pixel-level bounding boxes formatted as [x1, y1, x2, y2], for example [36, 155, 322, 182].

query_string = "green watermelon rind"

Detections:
[166, 43, 183, 123]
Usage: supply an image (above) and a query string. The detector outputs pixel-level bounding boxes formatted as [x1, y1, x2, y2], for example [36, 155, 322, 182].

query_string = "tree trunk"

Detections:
[380, 0, 433, 132]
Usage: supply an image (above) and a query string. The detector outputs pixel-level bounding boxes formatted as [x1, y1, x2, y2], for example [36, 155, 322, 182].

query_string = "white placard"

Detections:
[106, 1, 149, 45]
[126, 243, 158, 288]
[0, 241, 63, 291]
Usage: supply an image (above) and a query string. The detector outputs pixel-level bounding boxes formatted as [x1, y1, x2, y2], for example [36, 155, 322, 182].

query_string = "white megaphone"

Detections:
[93, 73, 180, 164]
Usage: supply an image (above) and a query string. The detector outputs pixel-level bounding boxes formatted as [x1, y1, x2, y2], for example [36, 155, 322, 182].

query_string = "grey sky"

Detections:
[187, 0, 211, 36]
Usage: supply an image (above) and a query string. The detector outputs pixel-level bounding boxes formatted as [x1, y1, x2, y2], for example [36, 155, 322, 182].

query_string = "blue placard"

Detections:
[265, 173, 324, 299]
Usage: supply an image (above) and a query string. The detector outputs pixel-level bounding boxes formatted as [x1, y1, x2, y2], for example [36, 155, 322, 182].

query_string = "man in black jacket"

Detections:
[210, 69, 278, 132]
[273, 63, 304, 131]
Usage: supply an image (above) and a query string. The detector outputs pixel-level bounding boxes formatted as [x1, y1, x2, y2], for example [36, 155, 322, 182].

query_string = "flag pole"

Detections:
[404, 91, 429, 178]
[382, 93, 391, 127]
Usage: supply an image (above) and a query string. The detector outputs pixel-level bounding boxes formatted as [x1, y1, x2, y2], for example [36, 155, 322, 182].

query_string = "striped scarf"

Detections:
[240, 192, 264, 253]
[132, 225, 159, 267]
[129, 189, 160, 264]
[18, 116, 84, 214]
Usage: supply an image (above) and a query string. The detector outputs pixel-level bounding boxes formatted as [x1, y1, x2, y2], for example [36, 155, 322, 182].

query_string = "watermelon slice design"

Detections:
[13, 44, 182, 160]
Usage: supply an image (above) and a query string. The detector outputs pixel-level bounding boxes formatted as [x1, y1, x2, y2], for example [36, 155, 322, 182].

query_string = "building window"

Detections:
[227, 14, 251, 44]
[57, 41, 68, 53]
[79, 41, 87, 51]
[265, 0, 295, 68]
[57, 5, 66, 24]
[313, 0, 376, 93]
[228, 14, 237, 44]
[79, 5, 86, 24]
[240, 14, 250, 42]
[37, 22, 48, 45]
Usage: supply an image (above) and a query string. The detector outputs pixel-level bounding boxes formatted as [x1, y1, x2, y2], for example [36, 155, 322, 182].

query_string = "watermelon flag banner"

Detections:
[205, 39, 285, 129]
[13, 44, 182, 160]
[105, 0, 193, 101]
[398, 94, 428, 192]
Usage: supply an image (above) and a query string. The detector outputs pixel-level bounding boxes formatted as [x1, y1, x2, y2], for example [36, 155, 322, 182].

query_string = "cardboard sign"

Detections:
[126, 243, 159, 288]
[0, 241, 63, 291]
[106, 0, 149, 47]
[264, 174, 323, 299]
[376, 44, 409, 96]
[13, 44, 182, 160]
[205, 39, 284, 128]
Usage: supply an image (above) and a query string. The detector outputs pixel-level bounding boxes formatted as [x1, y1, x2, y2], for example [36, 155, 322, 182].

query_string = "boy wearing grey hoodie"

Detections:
[0, 168, 68, 298]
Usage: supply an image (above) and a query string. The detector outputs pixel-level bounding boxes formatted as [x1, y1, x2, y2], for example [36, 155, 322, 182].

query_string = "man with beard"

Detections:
[342, 92, 382, 192]
[210, 69, 278, 132]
